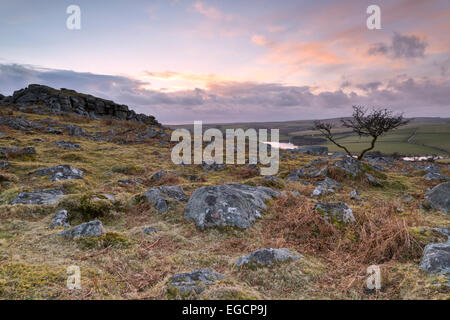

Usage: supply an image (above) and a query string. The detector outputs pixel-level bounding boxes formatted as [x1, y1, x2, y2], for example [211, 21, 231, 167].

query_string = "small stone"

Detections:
[332, 158, 364, 178]
[32, 165, 84, 181]
[314, 202, 355, 223]
[365, 173, 382, 187]
[52, 220, 106, 239]
[202, 161, 226, 171]
[294, 146, 328, 156]
[167, 269, 226, 298]
[350, 189, 362, 201]
[142, 227, 157, 234]
[0, 161, 10, 169]
[150, 170, 167, 181]
[11, 189, 64, 205]
[54, 141, 82, 149]
[235, 248, 302, 268]
[144, 186, 187, 213]
[45, 127, 62, 134]
[50, 209, 70, 229]
[423, 172, 449, 181]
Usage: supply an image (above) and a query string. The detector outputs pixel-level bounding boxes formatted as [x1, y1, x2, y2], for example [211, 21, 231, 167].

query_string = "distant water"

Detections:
[263, 141, 297, 150]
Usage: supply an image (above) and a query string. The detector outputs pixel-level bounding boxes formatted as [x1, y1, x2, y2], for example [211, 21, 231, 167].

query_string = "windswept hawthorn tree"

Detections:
[314, 106, 410, 160]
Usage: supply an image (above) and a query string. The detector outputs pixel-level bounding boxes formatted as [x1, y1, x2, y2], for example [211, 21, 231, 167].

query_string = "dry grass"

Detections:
[263, 193, 425, 297]
[1, 109, 449, 300]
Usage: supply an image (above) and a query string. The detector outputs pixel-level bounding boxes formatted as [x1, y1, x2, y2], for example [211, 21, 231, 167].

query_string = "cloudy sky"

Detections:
[0, 0, 449, 123]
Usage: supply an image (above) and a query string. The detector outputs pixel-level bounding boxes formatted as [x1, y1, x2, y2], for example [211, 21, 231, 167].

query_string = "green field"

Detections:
[169, 117, 450, 156]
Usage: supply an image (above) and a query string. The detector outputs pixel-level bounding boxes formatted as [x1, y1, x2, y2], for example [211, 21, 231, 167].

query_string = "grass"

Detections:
[0, 107, 449, 299]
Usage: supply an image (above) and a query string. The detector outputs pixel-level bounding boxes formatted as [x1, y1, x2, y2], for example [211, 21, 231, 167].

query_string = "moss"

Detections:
[58, 194, 114, 223]
[76, 232, 131, 250]
[202, 285, 262, 300]
[60, 153, 85, 162]
[409, 226, 447, 247]
[0, 262, 66, 299]
[386, 180, 408, 191]
[111, 164, 144, 175]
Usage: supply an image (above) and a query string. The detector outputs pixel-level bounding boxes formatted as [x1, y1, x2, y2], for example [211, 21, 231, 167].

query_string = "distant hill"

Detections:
[169, 117, 450, 156]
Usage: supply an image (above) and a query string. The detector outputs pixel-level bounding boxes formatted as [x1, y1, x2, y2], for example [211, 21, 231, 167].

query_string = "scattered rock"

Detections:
[415, 163, 441, 173]
[235, 248, 302, 268]
[286, 169, 304, 181]
[144, 186, 187, 213]
[365, 173, 382, 187]
[332, 158, 364, 178]
[11, 188, 64, 205]
[0, 117, 42, 131]
[312, 178, 341, 196]
[314, 202, 355, 223]
[50, 209, 70, 229]
[350, 189, 362, 201]
[32, 165, 84, 181]
[423, 172, 449, 181]
[295, 146, 328, 156]
[264, 175, 280, 182]
[424, 182, 450, 213]
[419, 241, 450, 277]
[186, 174, 203, 182]
[44, 127, 62, 134]
[404, 194, 414, 203]
[167, 269, 226, 298]
[150, 170, 167, 181]
[184, 183, 279, 229]
[54, 141, 81, 150]
[305, 158, 328, 168]
[142, 227, 157, 234]
[0, 161, 10, 169]
[202, 161, 226, 171]
[66, 124, 86, 137]
[329, 152, 347, 159]
[91, 193, 115, 201]
[0, 146, 36, 158]
[118, 178, 143, 184]
[136, 127, 157, 139]
[287, 164, 328, 180]
[52, 220, 106, 239]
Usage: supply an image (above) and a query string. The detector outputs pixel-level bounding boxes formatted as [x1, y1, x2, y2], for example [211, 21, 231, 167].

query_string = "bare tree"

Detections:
[314, 106, 410, 160]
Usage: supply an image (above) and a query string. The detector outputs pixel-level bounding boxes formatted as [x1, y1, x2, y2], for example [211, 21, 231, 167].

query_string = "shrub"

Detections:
[77, 232, 131, 250]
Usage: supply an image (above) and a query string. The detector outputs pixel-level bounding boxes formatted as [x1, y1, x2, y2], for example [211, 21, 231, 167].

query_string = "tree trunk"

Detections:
[358, 136, 378, 160]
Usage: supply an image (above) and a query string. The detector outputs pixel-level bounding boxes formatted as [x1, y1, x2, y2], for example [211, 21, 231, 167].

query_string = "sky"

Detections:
[0, 0, 449, 124]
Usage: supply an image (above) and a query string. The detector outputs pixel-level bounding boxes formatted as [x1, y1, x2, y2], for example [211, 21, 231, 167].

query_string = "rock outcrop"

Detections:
[420, 241, 450, 277]
[52, 220, 106, 239]
[4, 84, 159, 125]
[11, 189, 64, 205]
[50, 209, 70, 229]
[312, 178, 341, 196]
[184, 183, 279, 229]
[424, 182, 450, 213]
[332, 158, 364, 178]
[0, 147, 36, 159]
[32, 165, 84, 181]
[167, 269, 226, 298]
[144, 186, 187, 213]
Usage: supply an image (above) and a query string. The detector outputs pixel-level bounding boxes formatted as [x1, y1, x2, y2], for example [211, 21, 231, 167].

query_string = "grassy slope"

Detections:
[0, 109, 449, 300]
